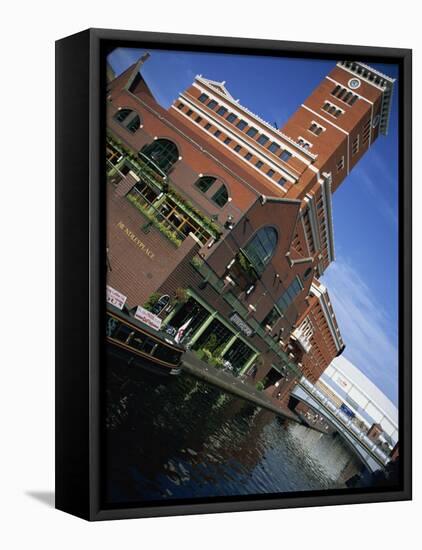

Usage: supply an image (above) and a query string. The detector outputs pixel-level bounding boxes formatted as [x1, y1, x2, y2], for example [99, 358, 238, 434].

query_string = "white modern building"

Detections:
[317, 356, 398, 448]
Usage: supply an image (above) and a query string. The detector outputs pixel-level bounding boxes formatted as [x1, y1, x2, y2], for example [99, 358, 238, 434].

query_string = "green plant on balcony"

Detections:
[195, 333, 226, 368]
[167, 188, 221, 239]
[126, 193, 182, 247]
[255, 381, 265, 391]
[143, 292, 161, 312]
[174, 287, 188, 304]
[191, 255, 204, 270]
[237, 251, 258, 280]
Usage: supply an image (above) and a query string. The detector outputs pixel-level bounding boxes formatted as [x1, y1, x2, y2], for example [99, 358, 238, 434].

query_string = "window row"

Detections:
[297, 137, 312, 150]
[127, 181, 217, 245]
[362, 118, 371, 144]
[309, 121, 325, 136]
[180, 101, 289, 187]
[196, 93, 295, 161]
[322, 101, 344, 118]
[331, 84, 359, 106]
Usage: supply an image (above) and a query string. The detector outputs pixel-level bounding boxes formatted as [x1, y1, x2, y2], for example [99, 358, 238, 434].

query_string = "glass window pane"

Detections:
[212, 185, 229, 207]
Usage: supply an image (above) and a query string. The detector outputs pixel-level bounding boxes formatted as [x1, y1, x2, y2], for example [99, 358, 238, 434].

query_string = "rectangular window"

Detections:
[255, 160, 263, 168]
[247, 127, 258, 137]
[227, 113, 237, 123]
[214, 130, 221, 137]
[267, 169, 275, 177]
[186, 109, 193, 116]
[269, 142, 279, 153]
[278, 176, 287, 186]
[224, 137, 232, 145]
[336, 156, 345, 172]
[217, 106, 227, 116]
[331, 85, 359, 106]
[195, 177, 215, 193]
[298, 137, 312, 150]
[236, 119, 247, 130]
[207, 99, 218, 110]
[212, 185, 229, 207]
[362, 119, 371, 144]
[198, 93, 208, 103]
[322, 101, 344, 118]
[352, 135, 360, 155]
[275, 276, 303, 314]
[177, 102, 184, 110]
[205, 123, 211, 130]
[245, 152, 252, 160]
[258, 134, 269, 145]
[262, 307, 281, 330]
[309, 121, 325, 136]
[234, 144, 242, 153]
[279, 150, 292, 162]
[195, 116, 202, 123]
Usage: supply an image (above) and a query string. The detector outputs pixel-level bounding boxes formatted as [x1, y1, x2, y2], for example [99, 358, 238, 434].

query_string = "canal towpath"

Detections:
[181, 351, 300, 424]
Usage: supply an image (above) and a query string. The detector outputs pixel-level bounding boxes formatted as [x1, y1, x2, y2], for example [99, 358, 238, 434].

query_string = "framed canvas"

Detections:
[55, 28, 412, 521]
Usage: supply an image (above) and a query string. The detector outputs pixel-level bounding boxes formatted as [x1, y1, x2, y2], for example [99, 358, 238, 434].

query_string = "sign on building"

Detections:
[229, 312, 254, 337]
[106, 285, 127, 310]
[134, 306, 163, 331]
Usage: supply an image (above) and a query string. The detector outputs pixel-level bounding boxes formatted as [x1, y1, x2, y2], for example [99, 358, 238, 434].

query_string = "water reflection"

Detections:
[103, 358, 349, 505]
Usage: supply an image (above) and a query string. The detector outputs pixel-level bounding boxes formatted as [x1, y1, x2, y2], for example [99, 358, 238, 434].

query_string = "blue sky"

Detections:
[108, 48, 399, 405]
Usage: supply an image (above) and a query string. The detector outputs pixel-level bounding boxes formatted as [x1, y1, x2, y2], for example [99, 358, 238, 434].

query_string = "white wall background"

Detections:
[0, 1, 419, 548]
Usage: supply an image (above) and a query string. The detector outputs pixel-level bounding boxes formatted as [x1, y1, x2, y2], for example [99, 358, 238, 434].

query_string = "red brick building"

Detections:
[105, 54, 394, 393]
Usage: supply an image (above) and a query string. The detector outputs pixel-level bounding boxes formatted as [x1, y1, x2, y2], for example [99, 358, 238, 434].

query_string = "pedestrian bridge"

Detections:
[291, 378, 390, 474]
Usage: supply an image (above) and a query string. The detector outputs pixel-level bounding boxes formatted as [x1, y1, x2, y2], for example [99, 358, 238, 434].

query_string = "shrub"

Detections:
[143, 292, 160, 311]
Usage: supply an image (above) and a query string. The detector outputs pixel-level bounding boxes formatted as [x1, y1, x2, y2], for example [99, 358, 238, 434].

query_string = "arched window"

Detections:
[195, 175, 216, 193]
[211, 184, 229, 207]
[141, 139, 179, 174]
[244, 226, 278, 273]
[113, 108, 141, 133]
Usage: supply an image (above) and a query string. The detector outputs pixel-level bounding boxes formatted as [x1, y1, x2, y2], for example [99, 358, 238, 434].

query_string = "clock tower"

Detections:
[281, 61, 395, 193]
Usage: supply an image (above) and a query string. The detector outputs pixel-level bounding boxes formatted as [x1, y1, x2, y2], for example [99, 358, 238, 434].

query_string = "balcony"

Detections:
[107, 134, 221, 246]
[291, 317, 313, 353]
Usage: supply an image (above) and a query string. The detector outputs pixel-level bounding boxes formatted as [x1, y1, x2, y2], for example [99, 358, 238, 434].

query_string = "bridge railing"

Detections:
[298, 377, 390, 465]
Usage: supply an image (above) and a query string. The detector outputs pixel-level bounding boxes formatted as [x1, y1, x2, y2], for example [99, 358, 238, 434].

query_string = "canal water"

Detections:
[103, 358, 355, 506]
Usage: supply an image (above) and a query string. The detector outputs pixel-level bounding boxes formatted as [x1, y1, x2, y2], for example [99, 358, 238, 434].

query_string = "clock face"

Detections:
[348, 78, 361, 90]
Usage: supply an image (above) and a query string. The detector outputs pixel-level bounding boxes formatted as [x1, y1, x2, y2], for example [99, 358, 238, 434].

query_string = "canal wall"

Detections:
[181, 351, 299, 423]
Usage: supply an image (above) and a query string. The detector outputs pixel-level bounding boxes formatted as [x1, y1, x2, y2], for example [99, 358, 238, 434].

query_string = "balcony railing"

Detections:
[127, 188, 186, 246]
[107, 133, 221, 241]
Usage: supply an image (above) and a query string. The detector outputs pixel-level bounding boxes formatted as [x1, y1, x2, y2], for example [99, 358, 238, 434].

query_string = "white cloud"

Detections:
[321, 257, 398, 404]
[352, 161, 398, 229]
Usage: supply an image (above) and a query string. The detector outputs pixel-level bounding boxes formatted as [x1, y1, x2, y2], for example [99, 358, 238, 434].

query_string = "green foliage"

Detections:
[174, 287, 188, 304]
[107, 132, 221, 240]
[191, 256, 204, 269]
[203, 333, 218, 353]
[168, 188, 221, 238]
[238, 251, 257, 278]
[143, 292, 160, 311]
[126, 193, 182, 247]
[255, 381, 265, 391]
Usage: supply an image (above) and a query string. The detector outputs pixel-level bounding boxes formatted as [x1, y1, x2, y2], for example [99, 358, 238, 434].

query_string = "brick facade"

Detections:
[105, 55, 394, 387]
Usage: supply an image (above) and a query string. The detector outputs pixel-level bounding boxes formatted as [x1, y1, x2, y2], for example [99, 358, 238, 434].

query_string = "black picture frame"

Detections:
[55, 28, 412, 521]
